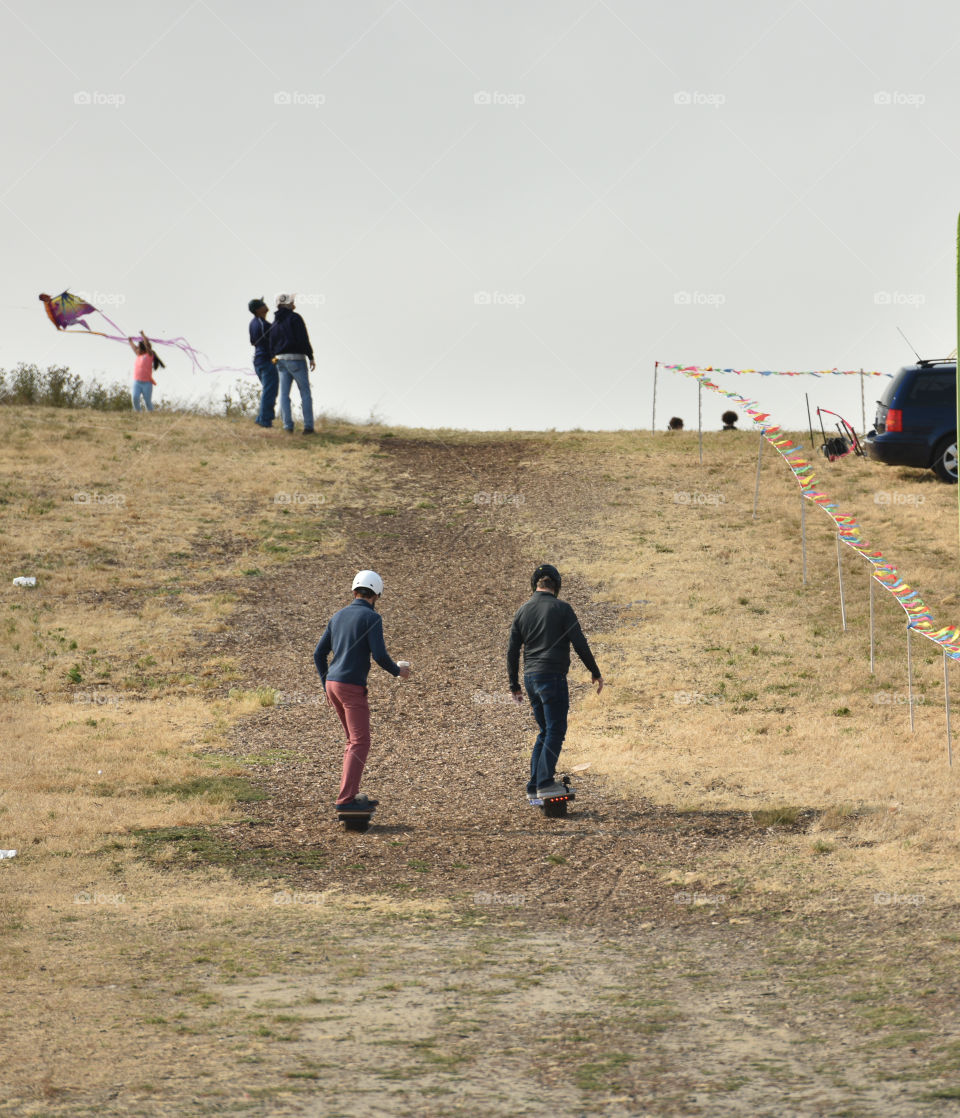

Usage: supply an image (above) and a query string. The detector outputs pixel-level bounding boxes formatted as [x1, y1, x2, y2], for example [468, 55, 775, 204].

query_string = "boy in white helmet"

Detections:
[313, 571, 411, 812]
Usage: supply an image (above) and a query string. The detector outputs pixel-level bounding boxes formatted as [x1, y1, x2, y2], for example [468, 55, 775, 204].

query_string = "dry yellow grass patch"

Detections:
[1, 850, 455, 1107]
[0, 406, 389, 866]
[1, 405, 444, 1106]
[513, 428, 960, 896]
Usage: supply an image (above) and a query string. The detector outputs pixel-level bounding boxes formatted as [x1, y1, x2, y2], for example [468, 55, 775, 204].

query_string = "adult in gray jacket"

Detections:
[507, 564, 603, 804]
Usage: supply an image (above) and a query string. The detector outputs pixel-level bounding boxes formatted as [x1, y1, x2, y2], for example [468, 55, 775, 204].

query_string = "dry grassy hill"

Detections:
[3, 405, 960, 1116]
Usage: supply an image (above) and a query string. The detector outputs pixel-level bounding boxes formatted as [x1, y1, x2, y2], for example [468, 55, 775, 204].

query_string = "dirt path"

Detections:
[184, 437, 960, 1116]
[216, 437, 762, 927]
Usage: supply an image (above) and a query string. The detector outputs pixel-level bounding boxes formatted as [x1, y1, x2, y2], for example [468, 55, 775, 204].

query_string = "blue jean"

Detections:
[524, 673, 569, 792]
[277, 358, 314, 431]
[254, 356, 278, 426]
[131, 381, 153, 412]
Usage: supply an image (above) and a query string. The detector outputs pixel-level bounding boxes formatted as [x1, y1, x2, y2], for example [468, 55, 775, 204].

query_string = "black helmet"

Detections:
[531, 563, 561, 593]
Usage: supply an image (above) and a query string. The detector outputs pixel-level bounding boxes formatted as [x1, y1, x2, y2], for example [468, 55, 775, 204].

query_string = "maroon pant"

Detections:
[325, 680, 372, 804]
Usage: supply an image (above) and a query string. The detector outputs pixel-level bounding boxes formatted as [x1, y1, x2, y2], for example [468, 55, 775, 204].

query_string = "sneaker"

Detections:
[527, 795, 544, 806]
[536, 781, 567, 800]
[302, 428, 315, 435]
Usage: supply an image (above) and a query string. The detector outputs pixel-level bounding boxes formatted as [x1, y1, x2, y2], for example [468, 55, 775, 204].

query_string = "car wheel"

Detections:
[932, 436, 958, 483]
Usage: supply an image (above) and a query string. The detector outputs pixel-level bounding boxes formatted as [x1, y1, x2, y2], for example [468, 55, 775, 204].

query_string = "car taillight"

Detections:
[886, 408, 903, 432]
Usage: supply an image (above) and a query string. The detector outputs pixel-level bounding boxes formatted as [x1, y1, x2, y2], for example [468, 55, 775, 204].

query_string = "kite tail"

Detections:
[95, 309, 249, 376]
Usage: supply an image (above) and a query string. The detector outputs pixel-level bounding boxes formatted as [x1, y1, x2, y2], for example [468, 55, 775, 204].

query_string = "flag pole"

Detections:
[860, 369, 866, 436]
[752, 431, 763, 519]
[652, 361, 658, 433]
[836, 533, 847, 631]
[698, 381, 703, 464]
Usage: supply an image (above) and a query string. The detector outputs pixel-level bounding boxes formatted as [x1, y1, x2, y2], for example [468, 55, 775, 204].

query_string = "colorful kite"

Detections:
[39, 291, 99, 332]
[38, 290, 243, 375]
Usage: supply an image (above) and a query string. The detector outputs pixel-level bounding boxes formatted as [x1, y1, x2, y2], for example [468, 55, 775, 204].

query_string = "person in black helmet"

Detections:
[507, 564, 603, 805]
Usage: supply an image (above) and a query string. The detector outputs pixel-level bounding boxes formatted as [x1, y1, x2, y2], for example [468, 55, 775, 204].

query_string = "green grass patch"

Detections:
[133, 824, 327, 878]
[143, 775, 267, 803]
[575, 1052, 633, 1091]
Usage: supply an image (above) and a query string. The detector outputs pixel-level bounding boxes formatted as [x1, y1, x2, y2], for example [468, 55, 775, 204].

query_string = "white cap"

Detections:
[276, 292, 296, 307]
[352, 570, 384, 596]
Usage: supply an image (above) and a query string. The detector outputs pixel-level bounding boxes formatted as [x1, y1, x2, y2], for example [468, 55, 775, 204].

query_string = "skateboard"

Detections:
[336, 798, 376, 833]
[540, 764, 590, 818]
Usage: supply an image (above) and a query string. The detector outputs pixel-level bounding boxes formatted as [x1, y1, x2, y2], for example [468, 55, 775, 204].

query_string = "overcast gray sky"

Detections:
[3, 0, 958, 430]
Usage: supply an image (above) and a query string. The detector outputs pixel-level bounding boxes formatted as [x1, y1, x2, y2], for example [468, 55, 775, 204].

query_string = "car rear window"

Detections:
[880, 369, 909, 407]
[906, 370, 956, 406]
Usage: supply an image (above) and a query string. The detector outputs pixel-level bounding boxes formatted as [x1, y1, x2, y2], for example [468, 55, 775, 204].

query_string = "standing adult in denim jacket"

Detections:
[508, 564, 603, 804]
[248, 297, 277, 428]
[269, 293, 316, 435]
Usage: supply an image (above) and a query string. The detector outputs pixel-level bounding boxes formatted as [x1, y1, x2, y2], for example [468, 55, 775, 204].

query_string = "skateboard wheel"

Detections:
[542, 798, 567, 818]
[340, 814, 372, 833]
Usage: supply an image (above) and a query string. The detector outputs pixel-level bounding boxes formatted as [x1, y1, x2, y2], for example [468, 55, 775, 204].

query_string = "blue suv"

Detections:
[864, 360, 957, 482]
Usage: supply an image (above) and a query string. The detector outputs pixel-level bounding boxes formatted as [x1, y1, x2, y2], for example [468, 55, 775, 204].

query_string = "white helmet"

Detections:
[352, 569, 384, 596]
